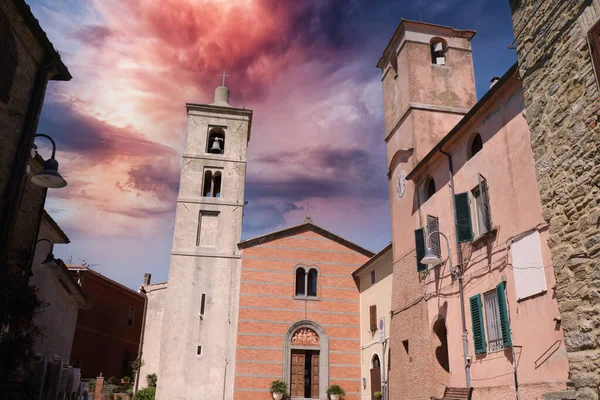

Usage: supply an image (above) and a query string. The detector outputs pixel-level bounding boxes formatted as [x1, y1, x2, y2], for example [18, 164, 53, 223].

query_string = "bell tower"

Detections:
[378, 20, 476, 399]
[157, 83, 252, 400]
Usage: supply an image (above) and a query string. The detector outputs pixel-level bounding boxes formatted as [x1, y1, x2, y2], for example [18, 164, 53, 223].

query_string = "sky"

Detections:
[30, 0, 517, 289]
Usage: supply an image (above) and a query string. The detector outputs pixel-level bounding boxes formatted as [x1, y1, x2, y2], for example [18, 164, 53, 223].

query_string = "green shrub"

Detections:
[108, 376, 119, 385]
[327, 384, 345, 397]
[133, 387, 155, 400]
[145, 373, 157, 388]
[269, 379, 288, 394]
[373, 391, 383, 399]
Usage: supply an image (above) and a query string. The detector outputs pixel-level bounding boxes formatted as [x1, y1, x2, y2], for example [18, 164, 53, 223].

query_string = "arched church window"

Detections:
[295, 267, 306, 296]
[307, 268, 318, 297]
[203, 171, 212, 197]
[213, 172, 222, 198]
[430, 38, 447, 65]
[469, 133, 483, 160]
[0, 12, 18, 102]
[207, 128, 225, 155]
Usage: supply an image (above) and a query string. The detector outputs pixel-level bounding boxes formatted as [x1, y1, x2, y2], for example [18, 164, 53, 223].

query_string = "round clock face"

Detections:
[396, 171, 406, 198]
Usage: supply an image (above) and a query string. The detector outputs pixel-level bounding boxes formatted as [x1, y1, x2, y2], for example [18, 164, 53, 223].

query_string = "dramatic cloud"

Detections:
[30, 0, 518, 287]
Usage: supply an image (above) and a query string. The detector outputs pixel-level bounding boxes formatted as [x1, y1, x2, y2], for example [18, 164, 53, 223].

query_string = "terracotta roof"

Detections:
[66, 265, 145, 299]
[406, 62, 519, 181]
[352, 242, 392, 278]
[12, 0, 71, 80]
[238, 222, 375, 257]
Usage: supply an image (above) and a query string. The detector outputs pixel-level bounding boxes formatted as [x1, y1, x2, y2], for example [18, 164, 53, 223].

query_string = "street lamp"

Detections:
[29, 134, 67, 189]
[36, 238, 58, 268]
[420, 230, 471, 388]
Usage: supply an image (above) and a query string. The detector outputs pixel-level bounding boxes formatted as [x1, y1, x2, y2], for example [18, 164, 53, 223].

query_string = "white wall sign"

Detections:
[512, 230, 547, 301]
[378, 317, 385, 343]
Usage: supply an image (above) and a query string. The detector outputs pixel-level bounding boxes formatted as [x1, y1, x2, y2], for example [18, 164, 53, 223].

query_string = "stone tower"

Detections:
[377, 20, 476, 399]
[156, 84, 252, 400]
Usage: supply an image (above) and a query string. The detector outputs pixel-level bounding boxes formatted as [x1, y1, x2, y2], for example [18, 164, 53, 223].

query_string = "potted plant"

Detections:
[269, 380, 288, 400]
[373, 391, 383, 399]
[327, 384, 345, 400]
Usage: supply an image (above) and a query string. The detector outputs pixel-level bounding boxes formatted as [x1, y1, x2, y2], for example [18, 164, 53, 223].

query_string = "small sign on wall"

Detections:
[378, 317, 385, 343]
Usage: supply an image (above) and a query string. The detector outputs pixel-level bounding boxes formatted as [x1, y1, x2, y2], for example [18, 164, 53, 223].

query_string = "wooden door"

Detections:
[291, 351, 305, 397]
[311, 353, 319, 398]
[370, 367, 381, 400]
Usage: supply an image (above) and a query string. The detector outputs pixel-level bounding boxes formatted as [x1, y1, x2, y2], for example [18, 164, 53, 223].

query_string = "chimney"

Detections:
[143, 273, 152, 286]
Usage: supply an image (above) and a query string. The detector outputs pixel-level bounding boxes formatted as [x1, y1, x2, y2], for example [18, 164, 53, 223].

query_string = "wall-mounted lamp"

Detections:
[421, 230, 455, 276]
[36, 238, 58, 268]
[29, 134, 67, 189]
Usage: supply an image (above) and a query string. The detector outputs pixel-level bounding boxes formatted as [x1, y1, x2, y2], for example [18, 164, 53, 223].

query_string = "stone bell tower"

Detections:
[156, 83, 252, 400]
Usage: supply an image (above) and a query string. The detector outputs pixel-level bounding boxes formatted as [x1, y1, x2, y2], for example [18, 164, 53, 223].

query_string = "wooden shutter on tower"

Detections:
[478, 173, 492, 232]
[454, 192, 473, 243]
[311, 353, 319, 397]
[496, 282, 512, 347]
[370, 367, 382, 400]
[369, 305, 377, 332]
[415, 228, 427, 272]
[470, 294, 487, 354]
[427, 215, 441, 258]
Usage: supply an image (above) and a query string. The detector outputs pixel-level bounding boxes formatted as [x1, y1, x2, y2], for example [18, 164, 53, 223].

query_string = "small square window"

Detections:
[127, 307, 135, 327]
[370, 270, 375, 285]
[197, 346, 202, 355]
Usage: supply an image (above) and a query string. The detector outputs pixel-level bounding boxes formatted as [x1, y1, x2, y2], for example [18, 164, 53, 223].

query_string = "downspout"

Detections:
[439, 148, 471, 388]
[0, 56, 57, 258]
[134, 288, 148, 394]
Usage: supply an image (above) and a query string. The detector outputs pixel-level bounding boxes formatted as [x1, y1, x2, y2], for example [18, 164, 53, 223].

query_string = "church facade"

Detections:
[136, 84, 373, 400]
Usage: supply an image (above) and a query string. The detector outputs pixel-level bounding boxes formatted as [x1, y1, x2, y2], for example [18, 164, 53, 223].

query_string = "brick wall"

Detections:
[509, 1, 600, 399]
[235, 229, 369, 400]
[387, 249, 438, 400]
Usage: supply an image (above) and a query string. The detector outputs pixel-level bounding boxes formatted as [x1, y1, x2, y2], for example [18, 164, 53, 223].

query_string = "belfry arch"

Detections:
[283, 320, 329, 399]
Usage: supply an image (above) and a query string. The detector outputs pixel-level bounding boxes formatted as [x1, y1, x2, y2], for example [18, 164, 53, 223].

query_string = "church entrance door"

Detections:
[290, 349, 319, 398]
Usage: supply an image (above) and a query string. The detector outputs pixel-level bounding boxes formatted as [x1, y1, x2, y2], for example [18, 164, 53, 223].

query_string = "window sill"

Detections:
[293, 296, 320, 301]
[471, 226, 498, 246]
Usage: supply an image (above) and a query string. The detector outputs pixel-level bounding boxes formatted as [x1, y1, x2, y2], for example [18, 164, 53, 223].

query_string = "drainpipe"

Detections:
[134, 286, 148, 394]
[439, 149, 471, 388]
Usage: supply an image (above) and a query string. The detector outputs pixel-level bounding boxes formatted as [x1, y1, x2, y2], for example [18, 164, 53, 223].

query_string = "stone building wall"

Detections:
[509, 1, 600, 399]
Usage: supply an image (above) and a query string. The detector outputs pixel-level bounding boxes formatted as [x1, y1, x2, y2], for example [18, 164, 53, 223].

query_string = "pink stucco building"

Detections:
[378, 20, 570, 399]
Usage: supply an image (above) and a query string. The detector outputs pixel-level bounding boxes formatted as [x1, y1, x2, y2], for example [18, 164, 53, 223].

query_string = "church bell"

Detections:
[209, 137, 224, 154]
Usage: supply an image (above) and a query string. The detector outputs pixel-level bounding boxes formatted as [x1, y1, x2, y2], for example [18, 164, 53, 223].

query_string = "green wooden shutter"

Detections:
[415, 228, 426, 272]
[478, 173, 492, 232]
[469, 294, 486, 354]
[496, 282, 512, 347]
[454, 192, 473, 243]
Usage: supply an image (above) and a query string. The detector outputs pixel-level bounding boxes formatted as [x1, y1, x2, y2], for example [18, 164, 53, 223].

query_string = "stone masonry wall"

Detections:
[509, 1, 600, 399]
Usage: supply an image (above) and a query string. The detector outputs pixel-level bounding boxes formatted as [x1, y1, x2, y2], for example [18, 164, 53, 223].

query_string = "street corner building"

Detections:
[136, 84, 373, 400]
[377, 19, 571, 400]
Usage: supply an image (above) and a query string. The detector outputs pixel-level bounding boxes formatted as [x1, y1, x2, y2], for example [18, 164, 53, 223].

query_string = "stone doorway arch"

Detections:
[283, 320, 329, 399]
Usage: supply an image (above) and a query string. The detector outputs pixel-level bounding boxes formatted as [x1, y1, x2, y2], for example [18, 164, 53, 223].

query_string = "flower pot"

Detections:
[330, 395, 340, 400]
[272, 392, 284, 400]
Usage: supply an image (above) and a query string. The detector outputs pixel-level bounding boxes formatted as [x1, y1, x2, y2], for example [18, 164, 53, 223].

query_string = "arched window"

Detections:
[202, 171, 212, 197]
[469, 134, 483, 159]
[430, 38, 447, 65]
[0, 12, 18, 102]
[295, 268, 306, 296]
[425, 177, 436, 200]
[207, 128, 225, 154]
[307, 268, 318, 297]
[372, 354, 381, 369]
[213, 172, 222, 198]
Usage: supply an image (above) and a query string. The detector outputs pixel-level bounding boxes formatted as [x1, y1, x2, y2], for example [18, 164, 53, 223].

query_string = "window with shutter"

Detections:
[414, 228, 427, 272]
[469, 294, 486, 354]
[588, 19, 600, 86]
[0, 12, 18, 103]
[426, 215, 441, 258]
[454, 192, 473, 243]
[478, 173, 492, 232]
[496, 282, 512, 347]
[369, 305, 377, 332]
[483, 291, 503, 352]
